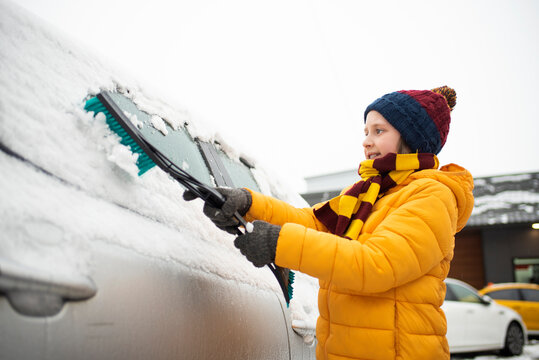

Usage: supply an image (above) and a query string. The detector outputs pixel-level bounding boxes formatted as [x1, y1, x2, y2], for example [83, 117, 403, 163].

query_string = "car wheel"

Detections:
[501, 322, 524, 356]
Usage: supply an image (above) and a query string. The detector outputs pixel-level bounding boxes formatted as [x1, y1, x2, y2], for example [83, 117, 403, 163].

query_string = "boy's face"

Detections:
[363, 111, 402, 160]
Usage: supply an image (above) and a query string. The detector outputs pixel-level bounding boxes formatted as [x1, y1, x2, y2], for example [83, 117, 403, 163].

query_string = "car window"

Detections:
[521, 289, 539, 302]
[105, 92, 212, 186]
[487, 288, 521, 301]
[216, 149, 261, 192]
[447, 283, 483, 303]
[444, 285, 457, 301]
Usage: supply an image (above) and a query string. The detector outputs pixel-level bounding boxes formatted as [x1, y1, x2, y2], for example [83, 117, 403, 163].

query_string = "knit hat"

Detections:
[364, 86, 457, 154]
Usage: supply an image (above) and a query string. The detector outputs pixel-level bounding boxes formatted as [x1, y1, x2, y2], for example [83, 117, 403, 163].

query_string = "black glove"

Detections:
[234, 220, 281, 268]
[183, 187, 252, 234]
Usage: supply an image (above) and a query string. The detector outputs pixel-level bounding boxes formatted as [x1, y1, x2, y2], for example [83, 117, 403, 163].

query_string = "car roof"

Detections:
[480, 283, 539, 292]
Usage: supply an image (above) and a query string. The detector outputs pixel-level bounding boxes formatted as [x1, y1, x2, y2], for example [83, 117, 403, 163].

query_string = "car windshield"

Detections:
[447, 283, 483, 303]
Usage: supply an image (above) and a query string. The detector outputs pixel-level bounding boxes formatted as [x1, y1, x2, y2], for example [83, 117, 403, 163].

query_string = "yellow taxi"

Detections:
[479, 283, 539, 337]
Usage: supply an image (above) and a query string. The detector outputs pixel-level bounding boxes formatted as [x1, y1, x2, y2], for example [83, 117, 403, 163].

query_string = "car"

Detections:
[479, 282, 539, 338]
[0, 2, 318, 359]
[442, 278, 527, 356]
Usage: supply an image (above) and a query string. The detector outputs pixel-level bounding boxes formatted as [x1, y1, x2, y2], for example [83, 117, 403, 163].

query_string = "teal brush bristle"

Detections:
[84, 96, 156, 175]
[287, 270, 295, 307]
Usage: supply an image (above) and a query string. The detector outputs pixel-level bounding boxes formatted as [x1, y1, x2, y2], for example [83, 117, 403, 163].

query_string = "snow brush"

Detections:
[84, 91, 294, 305]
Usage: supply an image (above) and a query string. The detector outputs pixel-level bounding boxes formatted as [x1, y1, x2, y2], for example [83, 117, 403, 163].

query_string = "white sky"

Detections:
[14, 0, 539, 192]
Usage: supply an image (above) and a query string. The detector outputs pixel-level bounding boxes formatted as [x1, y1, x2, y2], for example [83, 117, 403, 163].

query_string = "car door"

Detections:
[444, 281, 504, 350]
[0, 132, 292, 360]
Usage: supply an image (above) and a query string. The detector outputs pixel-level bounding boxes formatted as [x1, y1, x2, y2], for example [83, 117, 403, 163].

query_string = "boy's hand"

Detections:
[234, 221, 281, 267]
[183, 187, 252, 234]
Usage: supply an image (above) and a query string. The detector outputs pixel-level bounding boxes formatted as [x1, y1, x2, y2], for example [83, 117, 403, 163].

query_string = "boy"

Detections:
[186, 86, 474, 360]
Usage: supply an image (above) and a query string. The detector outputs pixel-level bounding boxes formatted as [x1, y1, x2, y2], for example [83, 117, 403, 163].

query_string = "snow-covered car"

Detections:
[0, 2, 318, 359]
[443, 278, 527, 356]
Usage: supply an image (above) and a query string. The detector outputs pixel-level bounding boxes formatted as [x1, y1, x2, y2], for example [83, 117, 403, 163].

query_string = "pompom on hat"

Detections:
[364, 86, 457, 154]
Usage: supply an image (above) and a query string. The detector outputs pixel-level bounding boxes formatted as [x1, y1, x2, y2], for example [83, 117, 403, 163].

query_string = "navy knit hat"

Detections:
[364, 86, 457, 154]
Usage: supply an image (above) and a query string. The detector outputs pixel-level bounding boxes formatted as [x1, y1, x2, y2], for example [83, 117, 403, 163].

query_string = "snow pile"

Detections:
[150, 115, 169, 135]
[0, 0, 318, 338]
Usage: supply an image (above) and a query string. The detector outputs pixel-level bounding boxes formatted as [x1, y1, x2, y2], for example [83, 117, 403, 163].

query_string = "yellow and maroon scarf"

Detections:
[313, 153, 439, 239]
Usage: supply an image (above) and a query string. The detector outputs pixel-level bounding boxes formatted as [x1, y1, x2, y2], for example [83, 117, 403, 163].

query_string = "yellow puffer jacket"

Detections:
[245, 164, 474, 360]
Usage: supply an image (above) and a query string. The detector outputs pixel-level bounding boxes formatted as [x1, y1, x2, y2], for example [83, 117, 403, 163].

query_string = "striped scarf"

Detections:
[313, 153, 439, 239]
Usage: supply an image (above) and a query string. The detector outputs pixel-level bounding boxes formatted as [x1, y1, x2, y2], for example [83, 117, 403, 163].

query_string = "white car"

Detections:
[0, 2, 318, 359]
[443, 278, 527, 356]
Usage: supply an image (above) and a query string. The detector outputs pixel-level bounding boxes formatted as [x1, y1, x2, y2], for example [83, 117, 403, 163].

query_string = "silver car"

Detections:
[0, 2, 317, 359]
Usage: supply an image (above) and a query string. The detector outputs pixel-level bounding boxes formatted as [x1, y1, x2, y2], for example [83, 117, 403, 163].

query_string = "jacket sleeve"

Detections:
[274, 180, 458, 293]
[244, 189, 328, 232]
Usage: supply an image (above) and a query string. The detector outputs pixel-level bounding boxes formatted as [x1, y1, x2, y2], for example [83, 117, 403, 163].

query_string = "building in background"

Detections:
[302, 171, 539, 289]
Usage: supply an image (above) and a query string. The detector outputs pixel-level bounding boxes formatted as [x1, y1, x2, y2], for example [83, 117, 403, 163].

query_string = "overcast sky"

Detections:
[15, 0, 539, 192]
